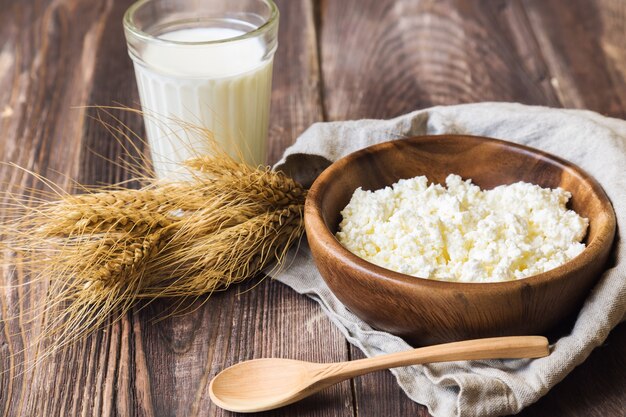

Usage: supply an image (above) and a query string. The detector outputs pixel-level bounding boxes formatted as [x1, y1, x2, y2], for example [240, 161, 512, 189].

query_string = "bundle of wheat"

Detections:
[0, 149, 306, 358]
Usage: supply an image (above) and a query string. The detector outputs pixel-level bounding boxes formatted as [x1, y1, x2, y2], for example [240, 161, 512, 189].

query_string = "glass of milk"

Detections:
[123, 0, 279, 179]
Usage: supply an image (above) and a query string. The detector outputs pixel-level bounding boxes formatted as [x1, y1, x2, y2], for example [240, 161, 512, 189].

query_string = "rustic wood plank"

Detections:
[523, 0, 626, 118]
[0, 2, 121, 417]
[268, 0, 324, 163]
[519, 323, 626, 417]
[319, 0, 561, 122]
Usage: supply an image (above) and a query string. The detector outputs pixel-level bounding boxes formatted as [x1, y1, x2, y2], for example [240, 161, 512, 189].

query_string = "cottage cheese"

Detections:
[336, 174, 588, 282]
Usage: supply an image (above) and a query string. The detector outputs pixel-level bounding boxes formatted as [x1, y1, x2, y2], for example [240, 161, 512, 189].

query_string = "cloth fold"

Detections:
[270, 103, 625, 417]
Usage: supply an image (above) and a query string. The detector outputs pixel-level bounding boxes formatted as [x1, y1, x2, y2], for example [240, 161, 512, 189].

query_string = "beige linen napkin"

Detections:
[270, 103, 625, 417]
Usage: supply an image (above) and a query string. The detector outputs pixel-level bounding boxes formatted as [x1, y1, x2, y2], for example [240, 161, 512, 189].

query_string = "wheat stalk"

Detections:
[0, 151, 307, 357]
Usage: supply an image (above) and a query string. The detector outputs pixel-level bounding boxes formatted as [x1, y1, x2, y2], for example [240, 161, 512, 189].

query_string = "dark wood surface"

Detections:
[0, 0, 624, 416]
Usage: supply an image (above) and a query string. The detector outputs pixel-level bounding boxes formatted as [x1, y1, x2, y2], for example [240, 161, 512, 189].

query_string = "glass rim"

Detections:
[123, 0, 279, 46]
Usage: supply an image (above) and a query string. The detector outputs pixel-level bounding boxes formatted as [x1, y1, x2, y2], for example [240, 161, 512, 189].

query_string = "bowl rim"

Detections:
[304, 134, 617, 292]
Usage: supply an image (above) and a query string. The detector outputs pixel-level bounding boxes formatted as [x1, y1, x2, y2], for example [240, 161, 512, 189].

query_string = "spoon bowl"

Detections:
[209, 359, 322, 413]
[209, 335, 549, 413]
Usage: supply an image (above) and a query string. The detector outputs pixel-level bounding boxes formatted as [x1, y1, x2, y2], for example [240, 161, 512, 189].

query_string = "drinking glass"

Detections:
[124, 0, 279, 179]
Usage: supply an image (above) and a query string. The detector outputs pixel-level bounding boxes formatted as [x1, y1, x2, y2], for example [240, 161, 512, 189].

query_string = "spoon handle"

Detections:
[323, 336, 549, 381]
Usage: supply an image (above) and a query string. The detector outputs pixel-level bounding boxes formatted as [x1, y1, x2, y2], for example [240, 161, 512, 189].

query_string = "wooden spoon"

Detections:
[209, 335, 549, 413]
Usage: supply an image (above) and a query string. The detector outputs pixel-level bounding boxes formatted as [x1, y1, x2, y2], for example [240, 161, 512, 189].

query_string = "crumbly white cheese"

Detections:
[336, 174, 588, 282]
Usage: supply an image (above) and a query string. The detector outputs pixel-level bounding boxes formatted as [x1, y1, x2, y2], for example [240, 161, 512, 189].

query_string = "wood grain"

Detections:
[318, 0, 562, 120]
[520, 322, 626, 416]
[268, 0, 324, 163]
[523, 0, 626, 118]
[0, 0, 625, 416]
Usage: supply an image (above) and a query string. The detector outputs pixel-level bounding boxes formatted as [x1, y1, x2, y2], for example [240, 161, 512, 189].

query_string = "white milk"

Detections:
[133, 25, 273, 179]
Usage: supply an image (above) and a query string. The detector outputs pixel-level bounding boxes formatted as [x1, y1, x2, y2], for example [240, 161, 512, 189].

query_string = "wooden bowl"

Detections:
[304, 135, 616, 346]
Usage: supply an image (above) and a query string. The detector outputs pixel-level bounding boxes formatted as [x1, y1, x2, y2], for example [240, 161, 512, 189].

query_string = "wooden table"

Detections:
[1, 0, 625, 416]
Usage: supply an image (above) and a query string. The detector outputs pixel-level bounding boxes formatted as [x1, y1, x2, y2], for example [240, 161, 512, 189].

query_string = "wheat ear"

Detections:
[0, 152, 307, 357]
